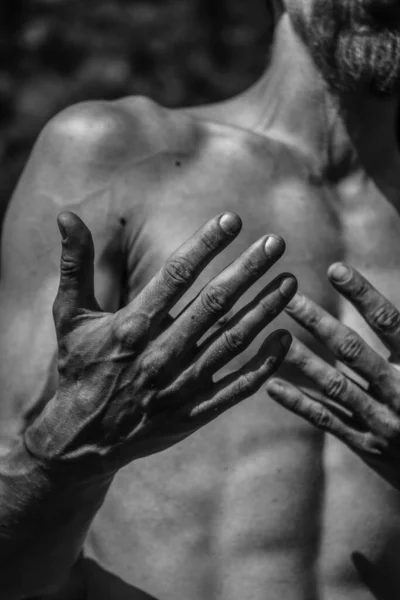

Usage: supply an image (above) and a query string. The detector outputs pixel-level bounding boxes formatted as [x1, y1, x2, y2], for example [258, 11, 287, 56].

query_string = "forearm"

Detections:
[0, 437, 111, 599]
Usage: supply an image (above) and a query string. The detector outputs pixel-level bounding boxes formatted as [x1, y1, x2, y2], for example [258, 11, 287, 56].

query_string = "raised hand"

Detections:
[24, 211, 296, 479]
[266, 263, 400, 490]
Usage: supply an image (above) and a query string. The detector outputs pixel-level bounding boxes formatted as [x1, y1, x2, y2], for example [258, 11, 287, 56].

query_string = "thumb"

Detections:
[54, 212, 99, 323]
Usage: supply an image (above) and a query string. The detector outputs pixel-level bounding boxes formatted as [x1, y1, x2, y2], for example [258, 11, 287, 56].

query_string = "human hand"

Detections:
[266, 264, 400, 490]
[25, 211, 296, 479]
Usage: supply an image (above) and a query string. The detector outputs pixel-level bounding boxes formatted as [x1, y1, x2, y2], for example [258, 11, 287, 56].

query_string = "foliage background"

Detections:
[0, 0, 272, 220]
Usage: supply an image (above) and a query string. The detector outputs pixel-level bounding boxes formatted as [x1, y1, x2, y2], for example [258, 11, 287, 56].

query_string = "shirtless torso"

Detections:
[2, 9, 400, 600]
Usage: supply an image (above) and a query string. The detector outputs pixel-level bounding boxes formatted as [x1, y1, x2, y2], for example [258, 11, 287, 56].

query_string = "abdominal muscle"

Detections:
[84, 386, 325, 600]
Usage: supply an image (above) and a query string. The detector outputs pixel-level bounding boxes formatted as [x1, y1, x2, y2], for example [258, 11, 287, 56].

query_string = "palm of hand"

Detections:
[25, 211, 295, 480]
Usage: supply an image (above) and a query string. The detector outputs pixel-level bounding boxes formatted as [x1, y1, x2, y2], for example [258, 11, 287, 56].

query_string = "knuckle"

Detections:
[306, 310, 324, 329]
[360, 401, 377, 426]
[357, 435, 375, 454]
[201, 284, 230, 316]
[237, 372, 255, 397]
[223, 328, 246, 354]
[241, 255, 261, 279]
[60, 255, 80, 278]
[163, 256, 195, 289]
[377, 408, 400, 441]
[325, 372, 348, 401]
[292, 297, 322, 328]
[312, 407, 331, 431]
[360, 432, 387, 456]
[259, 296, 280, 319]
[290, 348, 310, 372]
[335, 333, 363, 363]
[199, 229, 218, 253]
[370, 303, 400, 334]
[139, 348, 168, 384]
[350, 278, 370, 301]
[113, 313, 150, 348]
[290, 395, 303, 415]
[264, 355, 279, 374]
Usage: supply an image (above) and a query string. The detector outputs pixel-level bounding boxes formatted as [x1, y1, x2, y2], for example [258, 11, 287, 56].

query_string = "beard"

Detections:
[297, 0, 400, 96]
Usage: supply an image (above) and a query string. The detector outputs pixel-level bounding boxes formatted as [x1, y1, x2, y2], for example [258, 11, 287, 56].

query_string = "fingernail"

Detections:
[279, 276, 297, 298]
[264, 235, 283, 255]
[329, 263, 351, 283]
[57, 220, 67, 241]
[219, 213, 241, 234]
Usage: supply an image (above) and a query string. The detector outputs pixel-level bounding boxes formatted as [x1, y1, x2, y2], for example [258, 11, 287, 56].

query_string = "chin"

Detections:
[299, 0, 400, 96]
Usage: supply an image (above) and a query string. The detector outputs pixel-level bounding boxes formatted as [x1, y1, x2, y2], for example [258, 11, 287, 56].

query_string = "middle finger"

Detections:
[165, 234, 286, 351]
[285, 293, 394, 395]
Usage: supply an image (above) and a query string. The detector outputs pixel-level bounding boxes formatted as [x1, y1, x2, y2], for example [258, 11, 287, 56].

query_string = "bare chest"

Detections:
[119, 137, 342, 319]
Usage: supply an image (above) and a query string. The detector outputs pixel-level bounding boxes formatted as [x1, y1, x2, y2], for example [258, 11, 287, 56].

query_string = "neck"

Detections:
[234, 13, 400, 187]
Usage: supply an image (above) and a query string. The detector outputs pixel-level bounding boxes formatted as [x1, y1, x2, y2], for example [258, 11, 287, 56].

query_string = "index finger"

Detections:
[123, 213, 243, 323]
[328, 263, 400, 356]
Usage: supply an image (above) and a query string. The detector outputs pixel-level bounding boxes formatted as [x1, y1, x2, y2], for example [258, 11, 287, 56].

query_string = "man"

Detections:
[2, 0, 400, 598]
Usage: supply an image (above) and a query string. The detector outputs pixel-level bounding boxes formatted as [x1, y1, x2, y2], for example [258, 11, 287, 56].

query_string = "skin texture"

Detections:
[3, 3, 400, 600]
[0, 211, 294, 600]
[267, 265, 400, 492]
[26, 211, 294, 474]
[266, 265, 400, 600]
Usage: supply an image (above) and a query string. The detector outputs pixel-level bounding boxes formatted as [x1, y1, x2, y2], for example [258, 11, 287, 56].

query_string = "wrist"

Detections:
[23, 393, 115, 487]
[0, 437, 111, 552]
[2, 437, 111, 503]
[0, 440, 110, 599]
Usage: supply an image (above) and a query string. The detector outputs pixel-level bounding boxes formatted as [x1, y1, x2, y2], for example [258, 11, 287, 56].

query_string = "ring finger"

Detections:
[194, 274, 297, 377]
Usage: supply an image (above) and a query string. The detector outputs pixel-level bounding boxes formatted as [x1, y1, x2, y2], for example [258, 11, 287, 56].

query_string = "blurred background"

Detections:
[0, 0, 273, 221]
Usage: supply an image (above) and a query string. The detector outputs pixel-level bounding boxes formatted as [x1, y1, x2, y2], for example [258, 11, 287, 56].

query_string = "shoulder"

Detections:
[19, 95, 197, 209]
[33, 94, 202, 179]
[2, 98, 173, 288]
[38, 95, 171, 167]
[4, 97, 171, 244]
